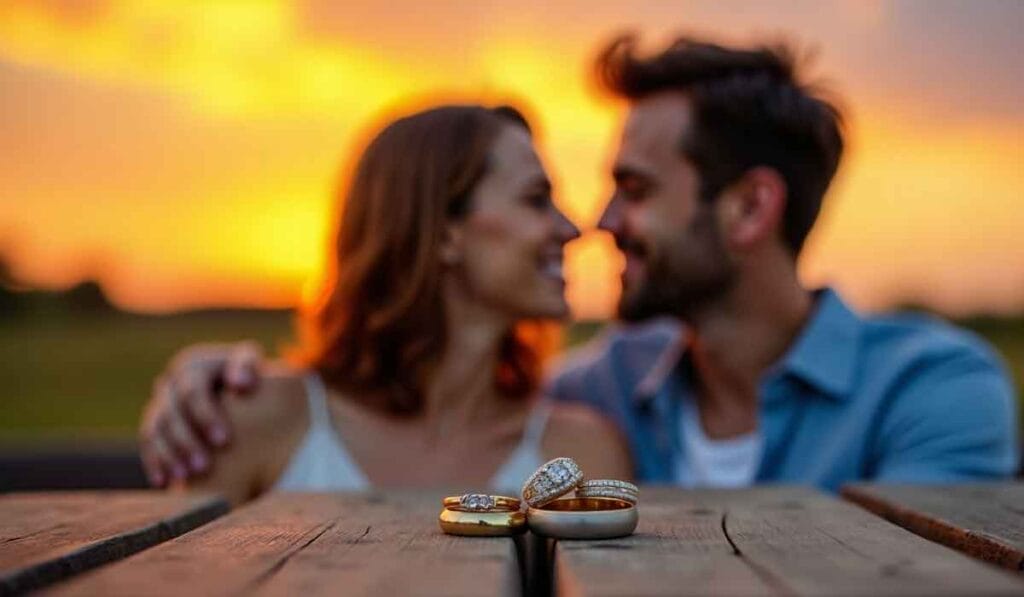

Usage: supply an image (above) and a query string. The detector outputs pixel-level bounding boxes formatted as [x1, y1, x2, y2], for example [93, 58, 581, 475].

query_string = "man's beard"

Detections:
[617, 206, 736, 323]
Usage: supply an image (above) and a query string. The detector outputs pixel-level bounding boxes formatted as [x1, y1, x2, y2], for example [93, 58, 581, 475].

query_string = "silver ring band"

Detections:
[527, 497, 638, 539]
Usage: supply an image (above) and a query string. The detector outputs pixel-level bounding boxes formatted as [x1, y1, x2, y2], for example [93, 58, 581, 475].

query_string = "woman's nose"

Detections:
[554, 209, 581, 244]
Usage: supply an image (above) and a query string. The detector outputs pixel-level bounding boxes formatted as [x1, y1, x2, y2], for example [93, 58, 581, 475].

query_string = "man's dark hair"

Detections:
[597, 34, 844, 255]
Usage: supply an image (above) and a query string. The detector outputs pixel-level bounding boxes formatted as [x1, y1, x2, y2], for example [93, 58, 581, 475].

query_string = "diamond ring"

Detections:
[521, 457, 584, 508]
[575, 479, 639, 505]
[442, 494, 521, 512]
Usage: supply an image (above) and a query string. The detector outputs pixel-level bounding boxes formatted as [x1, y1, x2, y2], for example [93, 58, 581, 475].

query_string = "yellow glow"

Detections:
[0, 2, 1021, 318]
[801, 106, 1024, 315]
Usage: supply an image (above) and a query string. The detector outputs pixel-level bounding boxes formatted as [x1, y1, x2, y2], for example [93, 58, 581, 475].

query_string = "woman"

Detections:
[165, 104, 631, 504]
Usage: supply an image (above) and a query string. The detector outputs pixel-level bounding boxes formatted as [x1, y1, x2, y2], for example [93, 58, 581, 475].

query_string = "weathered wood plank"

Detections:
[843, 483, 1024, 572]
[554, 486, 1024, 596]
[51, 491, 520, 596]
[0, 491, 227, 596]
[552, 487, 777, 596]
[725, 486, 1022, 595]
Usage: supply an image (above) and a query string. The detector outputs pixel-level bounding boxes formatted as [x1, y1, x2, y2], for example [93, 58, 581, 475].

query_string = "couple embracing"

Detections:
[139, 34, 1018, 505]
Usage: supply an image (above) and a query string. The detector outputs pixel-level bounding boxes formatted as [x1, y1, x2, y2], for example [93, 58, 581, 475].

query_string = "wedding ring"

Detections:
[521, 457, 584, 508]
[442, 494, 521, 512]
[575, 480, 639, 505]
[526, 497, 638, 540]
[438, 507, 527, 536]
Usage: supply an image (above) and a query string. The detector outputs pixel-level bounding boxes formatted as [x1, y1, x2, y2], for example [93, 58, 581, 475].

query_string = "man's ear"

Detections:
[718, 166, 787, 251]
[439, 221, 465, 266]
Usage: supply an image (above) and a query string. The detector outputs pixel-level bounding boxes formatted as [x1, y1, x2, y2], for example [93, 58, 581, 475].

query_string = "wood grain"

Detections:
[553, 487, 776, 597]
[554, 486, 1024, 596]
[50, 491, 521, 596]
[0, 491, 227, 596]
[843, 483, 1024, 572]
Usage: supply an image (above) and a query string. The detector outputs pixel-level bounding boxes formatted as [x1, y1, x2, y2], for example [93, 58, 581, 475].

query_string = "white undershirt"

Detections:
[674, 396, 763, 488]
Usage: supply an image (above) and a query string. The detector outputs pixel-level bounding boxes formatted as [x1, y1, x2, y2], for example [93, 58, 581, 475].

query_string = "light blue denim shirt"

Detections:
[547, 289, 1019, 492]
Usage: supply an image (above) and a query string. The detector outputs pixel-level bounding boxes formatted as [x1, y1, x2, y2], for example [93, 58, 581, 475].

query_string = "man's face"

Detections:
[599, 92, 736, 322]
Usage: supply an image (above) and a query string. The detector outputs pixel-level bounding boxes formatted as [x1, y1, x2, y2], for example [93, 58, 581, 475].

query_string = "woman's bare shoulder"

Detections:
[183, 368, 309, 504]
[541, 402, 633, 481]
[222, 367, 308, 430]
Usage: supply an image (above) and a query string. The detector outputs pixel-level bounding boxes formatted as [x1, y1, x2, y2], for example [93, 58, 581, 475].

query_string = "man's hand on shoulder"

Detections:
[138, 340, 268, 487]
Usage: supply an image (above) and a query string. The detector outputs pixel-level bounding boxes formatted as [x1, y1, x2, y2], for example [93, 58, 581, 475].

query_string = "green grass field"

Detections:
[0, 310, 293, 440]
[1, 310, 1022, 440]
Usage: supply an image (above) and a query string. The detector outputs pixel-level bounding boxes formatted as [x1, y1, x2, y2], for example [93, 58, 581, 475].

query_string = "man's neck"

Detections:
[682, 265, 813, 439]
[687, 279, 812, 380]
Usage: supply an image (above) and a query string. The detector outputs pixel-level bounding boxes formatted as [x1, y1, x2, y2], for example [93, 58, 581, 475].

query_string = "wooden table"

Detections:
[0, 491, 226, 595]
[552, 486, 1023, 596]
[843, 483, 1024, 572]
[4, 487, 1022, 596]
[50, 491, 523, 597]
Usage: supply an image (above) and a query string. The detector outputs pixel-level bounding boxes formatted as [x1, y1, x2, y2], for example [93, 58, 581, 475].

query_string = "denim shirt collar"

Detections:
[769, 288, 863, 401]
[633, 323, 688, 404]
[631, 288, 864, 405]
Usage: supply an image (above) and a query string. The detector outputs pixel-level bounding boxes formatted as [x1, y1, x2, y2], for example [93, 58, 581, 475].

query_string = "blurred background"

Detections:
[1, 1, 1021, 486]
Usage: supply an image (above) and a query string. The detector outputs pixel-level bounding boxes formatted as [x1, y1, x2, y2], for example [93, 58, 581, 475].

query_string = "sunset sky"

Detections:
[1, 0, 1021, 318]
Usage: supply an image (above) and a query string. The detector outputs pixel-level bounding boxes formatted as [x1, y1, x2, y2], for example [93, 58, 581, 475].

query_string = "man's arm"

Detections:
[871, 351, 1019, 483]
[544, 319, 681, 410]
[138, 341, 266, 486]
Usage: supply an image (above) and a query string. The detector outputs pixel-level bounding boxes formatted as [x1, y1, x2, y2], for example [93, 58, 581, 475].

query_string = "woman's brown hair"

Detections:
[296, 105, 550, 414]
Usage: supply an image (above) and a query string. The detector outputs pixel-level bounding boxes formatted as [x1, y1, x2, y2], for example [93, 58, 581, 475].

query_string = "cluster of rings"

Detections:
[521, 458, 639, 539]
[439, 457, 639, 539]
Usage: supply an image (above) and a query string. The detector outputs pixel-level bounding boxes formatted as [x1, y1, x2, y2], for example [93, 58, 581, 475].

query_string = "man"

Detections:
[140, 34, 1018, 491]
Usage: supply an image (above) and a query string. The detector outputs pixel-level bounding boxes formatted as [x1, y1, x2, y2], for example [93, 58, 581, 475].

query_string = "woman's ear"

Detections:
[718, 166, 787, 251]
[439, 222, 464, 266]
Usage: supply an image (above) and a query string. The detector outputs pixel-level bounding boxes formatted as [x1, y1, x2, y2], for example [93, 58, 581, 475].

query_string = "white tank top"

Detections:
[274, 373, 552, 494]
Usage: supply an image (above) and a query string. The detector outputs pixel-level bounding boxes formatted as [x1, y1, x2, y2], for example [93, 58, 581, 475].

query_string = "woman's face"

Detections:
[448, 124, 580, 320]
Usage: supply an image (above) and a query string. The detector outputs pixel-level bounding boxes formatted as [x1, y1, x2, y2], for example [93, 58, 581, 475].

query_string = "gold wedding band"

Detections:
[521, 457, 584, 508]
[526, 496, 638, 540]
[575, 479, 639, 505]
[438, 507, 527, 536]
[442, 494, 521, 512]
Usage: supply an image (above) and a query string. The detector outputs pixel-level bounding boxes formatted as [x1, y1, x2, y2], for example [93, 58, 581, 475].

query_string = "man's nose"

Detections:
[597, 196, 623, 236]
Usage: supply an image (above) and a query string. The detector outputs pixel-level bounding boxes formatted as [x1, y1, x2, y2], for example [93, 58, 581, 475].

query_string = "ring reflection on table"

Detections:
[527, 496, 639, 540]
[438, 507, 528, 537]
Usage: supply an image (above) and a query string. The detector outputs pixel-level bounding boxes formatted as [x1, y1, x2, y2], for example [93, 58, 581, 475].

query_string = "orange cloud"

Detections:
[0, 1, 1021, 318]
